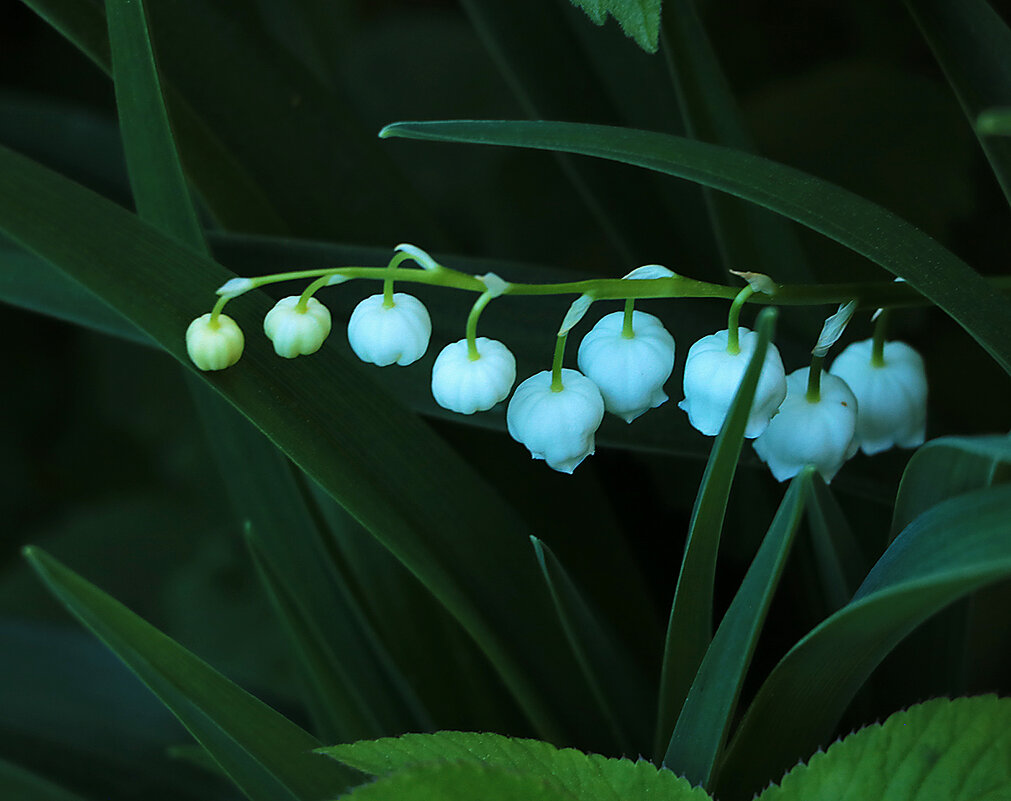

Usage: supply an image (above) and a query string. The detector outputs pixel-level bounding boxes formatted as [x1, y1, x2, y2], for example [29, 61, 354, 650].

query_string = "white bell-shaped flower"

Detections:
[431, 337, 516, 414]
[678, 327, 787, 438]
[263, 296, 332, 358]
[829, 339, 927, 455]
[506, 369, 604, 473]
[753, 368, 859, 483]
[575, 310, 675, 423]
[186, 313, 244, 371]
[347, 293, 431, 366]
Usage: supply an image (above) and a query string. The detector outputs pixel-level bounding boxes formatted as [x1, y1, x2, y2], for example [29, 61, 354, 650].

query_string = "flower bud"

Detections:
[752, 368, 858, 483]
[575, 310, 675, 423]
[263, 296, 332, 358]
[185, 313, 244, 371]
[347, 293, 431, 366]
[431, 338, 516, 415]
[678, 327, 787, 438]
[829, 339, 927, 455]
[506, 369, 604, 473]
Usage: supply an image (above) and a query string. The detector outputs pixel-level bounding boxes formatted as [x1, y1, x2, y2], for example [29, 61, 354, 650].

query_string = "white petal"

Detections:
[431, 338, 516, 414]
[347, 293, 432, 366]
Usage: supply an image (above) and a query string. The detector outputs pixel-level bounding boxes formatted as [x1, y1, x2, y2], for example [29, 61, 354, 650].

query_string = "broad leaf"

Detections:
[379, 120, 1011, 376]
[568, 0, 662, 53]
[322, 731, 711, 801]
[23, 548, 358, 801]
[717, 484, 1011, 801]
[758, 697, 1011, 801]
[655, 307, 777, 756]
[665, 469, 811, 787]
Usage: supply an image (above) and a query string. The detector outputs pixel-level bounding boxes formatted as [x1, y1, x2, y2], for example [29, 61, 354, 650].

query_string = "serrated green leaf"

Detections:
[322, 731, 712, 801]
[655, 307, 777, 756]
[0, 758, 91, 801]
[665, 468, 811, 787]
[379, 120, 1011, 376]
[340, 762, 577, 801]
[758, 697, 1011, 801]
[905, 0, 1011, 208]
[568, 0, 662, 53]
[530, 537, 653, 756]
[717, 484, 1011, 801]
[892, 434, 1011, 537]
[23, 547, 358, 801]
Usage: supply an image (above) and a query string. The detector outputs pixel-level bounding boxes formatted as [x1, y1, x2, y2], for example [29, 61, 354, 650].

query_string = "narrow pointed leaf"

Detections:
[380, 120, 1011, 375]
[655, 306, 777, 756]
[805, 472, 864, 610]
[531, 537, 652, 756]
[106, 0, 203, 250]
[23, 547, 358, 801]
[717, 484, 1011, 801]
[664, 469, 812, 787]
[0, 142, 591, 743]
[0, 759, 91, 801]
[905, 0, 1011, 207]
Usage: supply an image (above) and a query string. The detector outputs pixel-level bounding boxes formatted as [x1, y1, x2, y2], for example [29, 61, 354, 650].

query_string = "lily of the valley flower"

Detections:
[263, 296, 332, 358]
[576, 311, 675, 423]
[506, 369, 604, 473]
[185, 313, 244, 371]
[678, 327, 787, 438]
[347, 293, 431, 366]
[431, 337, 516, 414]
[829, 338, 927, 455]
[753, 368, 859, 483]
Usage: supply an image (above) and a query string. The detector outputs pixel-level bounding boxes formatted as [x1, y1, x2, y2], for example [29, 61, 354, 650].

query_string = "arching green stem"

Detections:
[550, 333, 568, 392]
[466, 291, 494, 360]
[726, 285, 756, 354]
[382, 251, 413, 308]
[806, 354, 825, 403]
[297, 275, 330, 312]
[871, 308, 890, 367]
[209, 294, 230, 324]
[622, 298, 636, 339]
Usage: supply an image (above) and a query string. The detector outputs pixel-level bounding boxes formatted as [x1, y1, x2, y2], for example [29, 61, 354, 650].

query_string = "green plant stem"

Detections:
[871, 309, 890, 367]
[550, 334, 568, 392]
[726, 286, 755, 354]
[806, 355, 825, 403]
[622, 298, 635, 338]
[466, 291, 494, 360]
[297, 275, 330, 312]
[209, 294, 229, 323]
[382, 251, 413, 308]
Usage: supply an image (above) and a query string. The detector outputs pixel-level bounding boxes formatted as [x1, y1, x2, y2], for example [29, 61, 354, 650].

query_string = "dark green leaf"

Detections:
[322, 731, 712, 801]
[106, 0, 203, 250]
[665, 469, 811, 787]
[655, 307, 777, 756]
[379, 120, 1011, 376]
[906, 0, 1011, 207]
[568, 0, 662, 53]
[23, 548, 358, 801]
[717, 484, 1011, 801]
[531, 537, 653, 756]
[0, 759, 91, 801]
[805, 472, 865, 610]
[339, 762, 577, 801]
[758, 697, 1011, 801]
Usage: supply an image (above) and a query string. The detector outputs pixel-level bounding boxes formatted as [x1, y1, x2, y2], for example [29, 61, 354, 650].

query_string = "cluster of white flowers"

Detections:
[185, 252, 927, 482]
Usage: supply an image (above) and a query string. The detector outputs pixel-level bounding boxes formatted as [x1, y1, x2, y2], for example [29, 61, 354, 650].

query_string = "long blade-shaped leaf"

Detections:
[655, 307, 777, 756]
[664, 469, 811, 787]
[106, 0, 203, 249]
[0, 141, 596, 743]
[716, 484, 1011, 801]
[380, 120, 1011, 375]
[906, 0, 1011, 207]
[805, 472, 865, 611]
[531, 536, 653, 756]
[23, 548, 358, 801]
[0, 759, 91, 801]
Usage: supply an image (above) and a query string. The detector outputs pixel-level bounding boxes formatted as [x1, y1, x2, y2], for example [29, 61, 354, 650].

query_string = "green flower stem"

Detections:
[209, 294, 230, 323]
[296, 275, 331, 312]
[550, 333, 568, 392]
[726, 285, 756, 354]
[230, 267, 1011, 308]
[466, 291, 495, 361]
[806, 354, 825, 403]
[622, 298, 636, 338]
[382, 251, 414, 309]
[871, 308, 890, 367]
